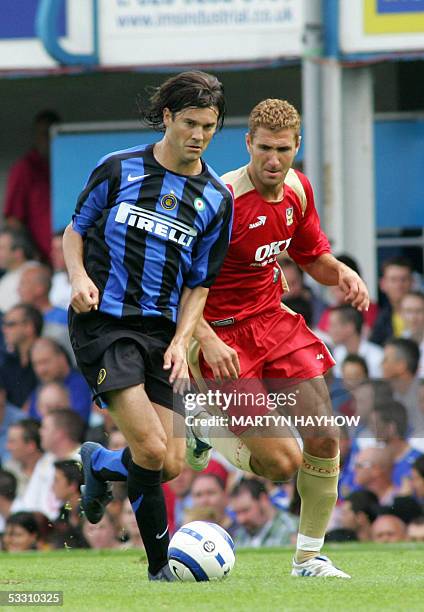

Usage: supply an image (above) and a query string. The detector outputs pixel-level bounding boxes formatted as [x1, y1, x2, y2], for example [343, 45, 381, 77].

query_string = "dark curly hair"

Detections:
[138, 71, 226, 132]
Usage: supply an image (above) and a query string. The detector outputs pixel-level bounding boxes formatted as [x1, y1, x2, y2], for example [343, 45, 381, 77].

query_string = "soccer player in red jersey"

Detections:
[187, 99, 369, 578]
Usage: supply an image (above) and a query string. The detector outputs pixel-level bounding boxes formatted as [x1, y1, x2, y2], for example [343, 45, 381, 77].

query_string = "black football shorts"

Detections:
[68, 309, 181, 412]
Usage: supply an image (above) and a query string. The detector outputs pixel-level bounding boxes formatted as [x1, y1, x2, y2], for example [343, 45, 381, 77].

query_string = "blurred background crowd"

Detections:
[0, 109, 424, 553]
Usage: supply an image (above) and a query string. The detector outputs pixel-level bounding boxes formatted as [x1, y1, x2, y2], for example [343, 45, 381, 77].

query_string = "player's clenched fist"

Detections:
[70, 273, 99, 313]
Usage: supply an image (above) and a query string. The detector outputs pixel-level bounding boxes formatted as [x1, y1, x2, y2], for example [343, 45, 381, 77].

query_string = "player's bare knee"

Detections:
[131, 435, 168, 468]
[162, 456, 185, 482]
[257, 451, 301, 482]
[305, 436, 339, 459]
[276, 454, 301, 481]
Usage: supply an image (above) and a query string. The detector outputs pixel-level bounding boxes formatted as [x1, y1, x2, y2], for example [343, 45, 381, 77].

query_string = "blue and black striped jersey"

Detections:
[72, 144, 233, 322]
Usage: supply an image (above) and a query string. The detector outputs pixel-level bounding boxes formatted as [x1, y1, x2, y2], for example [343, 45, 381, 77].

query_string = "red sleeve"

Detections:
[4, 159, 30, 222]
[287, 172, 331, 266]
[225, 183, 235, 198]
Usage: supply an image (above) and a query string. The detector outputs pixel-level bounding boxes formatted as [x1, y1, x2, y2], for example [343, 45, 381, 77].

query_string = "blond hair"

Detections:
[248, 99, 301, 139]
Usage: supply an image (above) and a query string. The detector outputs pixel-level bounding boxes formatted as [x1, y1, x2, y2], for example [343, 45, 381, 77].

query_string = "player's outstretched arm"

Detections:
[63, 223, 99, 314]
[194, 318, 240, 381]
[163, 286, 209, 393]
[301, 253, 370, 312]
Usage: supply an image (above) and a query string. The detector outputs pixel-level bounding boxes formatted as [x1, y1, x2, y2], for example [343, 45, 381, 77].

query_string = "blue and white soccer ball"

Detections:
[168, 521, 235, 582]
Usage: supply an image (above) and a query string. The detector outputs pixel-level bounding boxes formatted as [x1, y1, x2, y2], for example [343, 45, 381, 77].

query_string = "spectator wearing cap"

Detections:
[28, 337, 91, 423]
[0, 374, 23, 463]
[0, 303, 42, 407]
[230, 478, 298, 548]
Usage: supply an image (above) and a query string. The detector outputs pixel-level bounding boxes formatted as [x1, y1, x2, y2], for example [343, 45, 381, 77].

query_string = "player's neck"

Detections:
[153, 140, 202, 176]
[247, 165, 284, 202]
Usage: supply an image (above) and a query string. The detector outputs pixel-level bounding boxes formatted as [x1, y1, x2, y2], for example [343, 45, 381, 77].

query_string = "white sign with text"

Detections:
[99, 0, 304, 66]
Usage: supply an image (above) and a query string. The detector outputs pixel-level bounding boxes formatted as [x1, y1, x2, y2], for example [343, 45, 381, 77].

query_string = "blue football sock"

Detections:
[128, 459, 169, 575]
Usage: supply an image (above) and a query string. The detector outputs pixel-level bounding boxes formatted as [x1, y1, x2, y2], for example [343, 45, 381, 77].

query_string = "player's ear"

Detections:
[246, 132, 253, 154]
[163, 107, 173, 127]
[295, 135, 302, 154]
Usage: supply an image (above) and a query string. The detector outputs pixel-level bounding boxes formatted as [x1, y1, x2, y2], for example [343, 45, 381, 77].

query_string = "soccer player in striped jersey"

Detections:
[63, 72, 233, 581]
[187, 99, 369, 578]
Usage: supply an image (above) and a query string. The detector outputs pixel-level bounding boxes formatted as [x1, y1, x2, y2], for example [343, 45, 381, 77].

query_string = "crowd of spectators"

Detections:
[0, 120, 423, 551]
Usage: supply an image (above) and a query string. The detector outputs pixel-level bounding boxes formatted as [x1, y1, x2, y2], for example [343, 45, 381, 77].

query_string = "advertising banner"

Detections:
[99, 0, 304, 66]
[0, 0, 92, 70]
[340, 0, 424, 54]
[1, 0, 303, 71]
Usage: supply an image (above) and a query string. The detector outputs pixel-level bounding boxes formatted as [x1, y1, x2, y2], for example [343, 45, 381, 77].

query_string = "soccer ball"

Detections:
[168, 521, 235, 582]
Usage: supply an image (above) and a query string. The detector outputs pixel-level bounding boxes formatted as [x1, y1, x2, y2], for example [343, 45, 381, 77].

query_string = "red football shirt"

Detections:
[204, 165, 331, 323]
[4, 149, 52, 261]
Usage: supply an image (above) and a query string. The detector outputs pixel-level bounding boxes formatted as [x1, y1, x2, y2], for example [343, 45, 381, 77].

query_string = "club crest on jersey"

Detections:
[194, 198, 205, 212]
[286, 207, 294, 226]
[161, 193, 178, 211]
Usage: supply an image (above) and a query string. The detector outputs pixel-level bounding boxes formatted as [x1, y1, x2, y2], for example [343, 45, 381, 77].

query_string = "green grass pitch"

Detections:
[2, 544, 423, 611]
